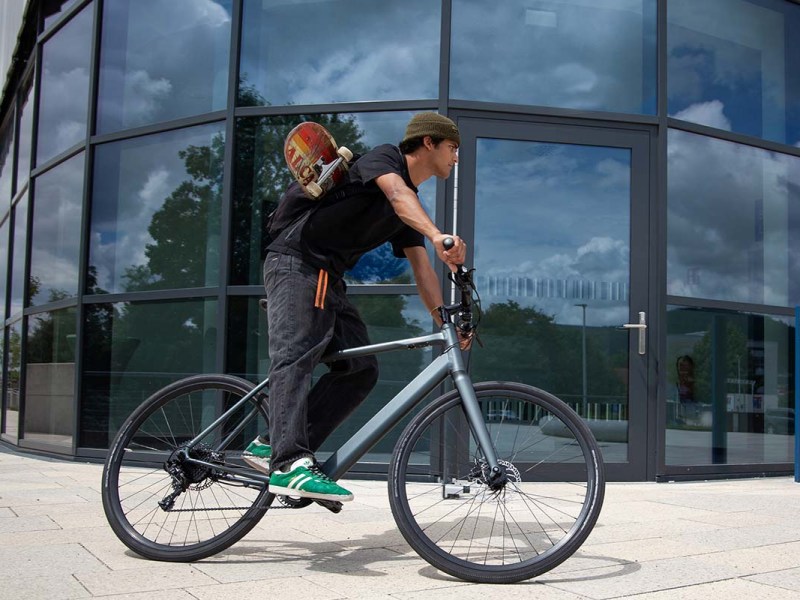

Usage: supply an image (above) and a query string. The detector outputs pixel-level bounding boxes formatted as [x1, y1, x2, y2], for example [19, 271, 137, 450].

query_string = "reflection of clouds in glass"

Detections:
[39, 67, 91, 156]
[240, 0, 439, 105]
[10, 194, 29, 315]
[667, 0, 799, 144]
[90, 124, 224, 292]
[37, 4, 92, 164]
[671, 100, 732, 131]
[98, 0, 231, 132]
[667, 129, 800, 305]
[30, 154, 85, 302]
[291, 43, 437, 105]
[451, 0, 655, 113]
[474, 140, 631, 326]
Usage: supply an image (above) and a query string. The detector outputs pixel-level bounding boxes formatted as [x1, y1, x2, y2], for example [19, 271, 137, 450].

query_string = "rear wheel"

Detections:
[101, 374, 273, 562]
[389, 381, 605, 583]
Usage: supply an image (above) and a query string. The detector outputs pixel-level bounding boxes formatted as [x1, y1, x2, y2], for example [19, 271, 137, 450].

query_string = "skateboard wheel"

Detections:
[306, 181, 323, 198]
[338, 146, 353, 162]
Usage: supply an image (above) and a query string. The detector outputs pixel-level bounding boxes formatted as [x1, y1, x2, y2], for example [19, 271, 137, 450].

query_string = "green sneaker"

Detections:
[242, 438, 271, 473]
[268, 457, 353, 502]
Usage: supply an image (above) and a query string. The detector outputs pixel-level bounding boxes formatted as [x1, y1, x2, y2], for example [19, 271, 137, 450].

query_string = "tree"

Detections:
[471, 301, 627, 409]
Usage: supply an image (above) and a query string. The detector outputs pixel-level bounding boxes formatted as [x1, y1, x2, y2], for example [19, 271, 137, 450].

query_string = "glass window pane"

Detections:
[668, 0, 800, 145]
[666, 306, 794, 466]
[231, 112, 435, 286]
[36, 2, 92, 166]
[239, 0, 439, 106]
[471, 139, 632, 463]
[89, 123, 224, 294]
[3, 321, 22, 441]
[0, 220, 9, 436]
[0, 113, 13, 202]
[30, 152, 84, 306]
[23, 307, 76, 448]
[16, 79, 34, 189]
[0, 217, 8, 321]
[80, 298, 217, 448]
[97, 0, 232, 134]
[667, 129, 800, 306]
[226, 296, 269, 382]
[43, 0, 81, 30]
[10, 192, 29, 317]
[451, 0, 657, 114]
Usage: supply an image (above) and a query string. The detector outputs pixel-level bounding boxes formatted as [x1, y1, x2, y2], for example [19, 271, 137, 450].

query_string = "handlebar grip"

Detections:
[442, 237, 455, 250]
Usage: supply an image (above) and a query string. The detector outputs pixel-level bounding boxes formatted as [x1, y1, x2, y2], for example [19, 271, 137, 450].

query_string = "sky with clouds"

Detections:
[29, 152, 85, 305]
[96, 0, 231, 134]
[36, 3, 93, 166]
[668, 0, 800, 146]
[471, 138, 632, 328]
[89, 123, 224, 294]
[450, 0, 657, 114]
[240, 0, 440, 106]
[667, 122, 800, 307]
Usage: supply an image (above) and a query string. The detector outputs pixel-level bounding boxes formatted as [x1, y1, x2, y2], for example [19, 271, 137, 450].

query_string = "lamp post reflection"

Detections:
[575, 303, 588, 416]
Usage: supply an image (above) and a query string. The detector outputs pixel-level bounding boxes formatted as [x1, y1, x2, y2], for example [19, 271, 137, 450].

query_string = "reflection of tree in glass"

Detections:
[26, 309, 76, 365]
[122, 133, 225, 292]
[472, 301, 627, 408]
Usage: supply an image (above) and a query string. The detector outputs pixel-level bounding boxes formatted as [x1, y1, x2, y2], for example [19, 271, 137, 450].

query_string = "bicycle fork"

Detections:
[443, 326, 508, 490]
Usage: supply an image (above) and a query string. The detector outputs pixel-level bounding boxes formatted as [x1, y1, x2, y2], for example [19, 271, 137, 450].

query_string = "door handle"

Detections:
[622, 311, 647, 355]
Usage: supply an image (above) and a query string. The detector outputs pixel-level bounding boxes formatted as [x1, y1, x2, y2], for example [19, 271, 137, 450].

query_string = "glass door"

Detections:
[455, 118, 652, 480]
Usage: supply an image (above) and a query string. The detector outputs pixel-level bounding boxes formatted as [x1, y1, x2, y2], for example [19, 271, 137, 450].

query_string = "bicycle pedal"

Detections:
[314, 499, 343, 513]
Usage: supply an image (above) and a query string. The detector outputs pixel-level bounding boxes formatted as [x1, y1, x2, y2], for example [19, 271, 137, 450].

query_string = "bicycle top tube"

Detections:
[321, 331, 447, 363]
[322, 258, 479, 364]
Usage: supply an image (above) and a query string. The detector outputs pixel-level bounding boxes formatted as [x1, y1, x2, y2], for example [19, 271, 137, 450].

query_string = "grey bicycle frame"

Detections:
[184, 321, 500, 483]
[320, 322, 499, 481]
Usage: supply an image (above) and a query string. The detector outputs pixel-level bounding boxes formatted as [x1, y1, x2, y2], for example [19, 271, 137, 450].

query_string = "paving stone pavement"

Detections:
[1, 445, 799, 599]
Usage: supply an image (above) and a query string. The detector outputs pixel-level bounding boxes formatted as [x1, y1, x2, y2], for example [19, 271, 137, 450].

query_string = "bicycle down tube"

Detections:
[320, 322, 502, 481]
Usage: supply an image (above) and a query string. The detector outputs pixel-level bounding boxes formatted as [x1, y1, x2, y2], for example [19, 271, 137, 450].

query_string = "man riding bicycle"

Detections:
[244, 113, 467, 503]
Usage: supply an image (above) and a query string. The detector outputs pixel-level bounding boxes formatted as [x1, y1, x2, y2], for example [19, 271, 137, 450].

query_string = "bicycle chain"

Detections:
[163, 504, 273, 513]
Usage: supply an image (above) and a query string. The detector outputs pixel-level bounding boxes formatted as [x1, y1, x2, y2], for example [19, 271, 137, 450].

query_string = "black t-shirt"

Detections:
[267, 144, 425, 277]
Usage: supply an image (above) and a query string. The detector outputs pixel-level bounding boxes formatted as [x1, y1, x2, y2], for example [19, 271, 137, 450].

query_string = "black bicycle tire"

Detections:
[101, 374, 274, 562]
[388, 381, 605, 584]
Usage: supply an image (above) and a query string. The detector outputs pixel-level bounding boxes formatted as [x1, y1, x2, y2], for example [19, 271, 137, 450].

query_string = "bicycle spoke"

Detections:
[390, 383, 604, 583]
[102, 375, 272, 560]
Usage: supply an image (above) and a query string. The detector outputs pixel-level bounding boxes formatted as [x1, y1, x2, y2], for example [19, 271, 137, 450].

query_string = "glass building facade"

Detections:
[0, 0, 798, 481]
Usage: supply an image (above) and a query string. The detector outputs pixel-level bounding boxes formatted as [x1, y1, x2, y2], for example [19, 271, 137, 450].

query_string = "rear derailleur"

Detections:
[158, 444, 224, 511]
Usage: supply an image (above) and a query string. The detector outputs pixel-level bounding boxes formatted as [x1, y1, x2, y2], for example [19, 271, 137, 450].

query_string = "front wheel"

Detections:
[101, 374, 273, 562]
[389, 382, 605, 584]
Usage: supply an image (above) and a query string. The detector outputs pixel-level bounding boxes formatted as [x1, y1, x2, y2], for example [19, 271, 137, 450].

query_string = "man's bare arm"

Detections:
[377, 173, 466, 268]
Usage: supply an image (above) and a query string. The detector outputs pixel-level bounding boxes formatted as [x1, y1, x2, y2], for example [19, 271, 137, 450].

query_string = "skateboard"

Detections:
[284, 122, 353, 199]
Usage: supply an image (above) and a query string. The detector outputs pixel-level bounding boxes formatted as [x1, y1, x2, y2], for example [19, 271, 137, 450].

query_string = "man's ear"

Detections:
[423, 136, 434, 150]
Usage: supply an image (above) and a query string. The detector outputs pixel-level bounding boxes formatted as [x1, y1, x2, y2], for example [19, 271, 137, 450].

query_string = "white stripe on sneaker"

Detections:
[289, 474, 312, 490]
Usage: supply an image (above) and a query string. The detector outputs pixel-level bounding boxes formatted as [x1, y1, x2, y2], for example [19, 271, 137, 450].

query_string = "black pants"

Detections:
[263, 253, 379, 472]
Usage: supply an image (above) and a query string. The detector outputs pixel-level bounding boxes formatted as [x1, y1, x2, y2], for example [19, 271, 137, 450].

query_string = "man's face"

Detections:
[429, 137, 459, 178]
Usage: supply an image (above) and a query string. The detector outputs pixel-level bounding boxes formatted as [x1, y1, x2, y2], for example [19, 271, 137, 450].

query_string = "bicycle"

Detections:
[101, 251, 605, 584]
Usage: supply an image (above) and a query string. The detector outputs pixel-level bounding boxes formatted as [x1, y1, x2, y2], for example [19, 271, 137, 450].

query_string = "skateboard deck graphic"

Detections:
[284, 122, 353, 199]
